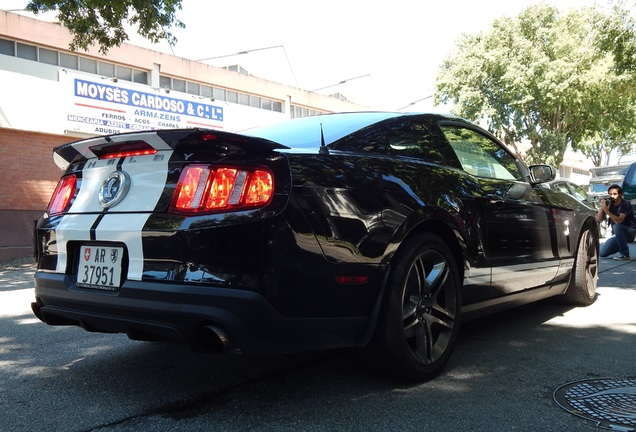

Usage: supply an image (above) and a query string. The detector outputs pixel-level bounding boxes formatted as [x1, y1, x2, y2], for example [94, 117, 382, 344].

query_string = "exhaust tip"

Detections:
[197, 325, 234, 352]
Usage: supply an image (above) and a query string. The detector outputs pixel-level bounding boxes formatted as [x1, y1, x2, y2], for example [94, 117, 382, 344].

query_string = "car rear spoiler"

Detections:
[52, 129, 289, 170]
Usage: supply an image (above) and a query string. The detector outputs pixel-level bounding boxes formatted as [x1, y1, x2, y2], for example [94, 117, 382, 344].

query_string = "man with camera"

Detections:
[597, 184, 636, 260]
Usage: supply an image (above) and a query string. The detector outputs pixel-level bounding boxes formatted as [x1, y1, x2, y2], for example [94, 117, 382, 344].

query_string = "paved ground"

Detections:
[0, 240, 634, 432]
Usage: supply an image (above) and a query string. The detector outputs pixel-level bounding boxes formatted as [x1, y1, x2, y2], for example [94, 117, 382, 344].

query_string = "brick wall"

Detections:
[0, 128, 73, 260]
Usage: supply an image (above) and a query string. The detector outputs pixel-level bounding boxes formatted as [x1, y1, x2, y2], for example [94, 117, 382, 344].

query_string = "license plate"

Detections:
[77, 246, 124, 291]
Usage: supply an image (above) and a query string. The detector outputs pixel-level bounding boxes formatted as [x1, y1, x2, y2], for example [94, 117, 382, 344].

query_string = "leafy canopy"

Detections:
[25, 0, 185, 54]
[435, 4, 636, 167]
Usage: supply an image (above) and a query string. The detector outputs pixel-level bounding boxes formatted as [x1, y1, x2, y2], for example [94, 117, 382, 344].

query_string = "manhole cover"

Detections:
[554, 378, 636, 431]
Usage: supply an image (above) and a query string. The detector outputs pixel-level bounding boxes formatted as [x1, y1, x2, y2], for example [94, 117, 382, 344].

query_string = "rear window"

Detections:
[243, 112, 404, 149]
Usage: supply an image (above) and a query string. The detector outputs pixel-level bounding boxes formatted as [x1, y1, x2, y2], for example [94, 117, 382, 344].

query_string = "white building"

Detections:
[0, 10, 373, 260]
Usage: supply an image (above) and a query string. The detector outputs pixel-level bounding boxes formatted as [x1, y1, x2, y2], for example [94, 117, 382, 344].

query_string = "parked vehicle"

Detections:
[589, 163, 635, 207]
[541, 179, 596, 208]
[32, 112, 600, 381]
[589, 162, 636, 236]
[540, 180, 608, 236]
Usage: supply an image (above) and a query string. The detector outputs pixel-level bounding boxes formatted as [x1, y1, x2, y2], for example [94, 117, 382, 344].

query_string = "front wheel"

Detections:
[561, 227, 598, 306]
[369, 233, 461, 381]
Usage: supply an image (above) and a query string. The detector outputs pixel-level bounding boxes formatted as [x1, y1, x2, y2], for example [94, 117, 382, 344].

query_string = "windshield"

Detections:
[243, 112, 406, 149]
[590, 182, 613, 194]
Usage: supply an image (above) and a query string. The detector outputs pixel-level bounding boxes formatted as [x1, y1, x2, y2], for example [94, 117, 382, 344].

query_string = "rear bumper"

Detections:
[32, 271, 372, 355]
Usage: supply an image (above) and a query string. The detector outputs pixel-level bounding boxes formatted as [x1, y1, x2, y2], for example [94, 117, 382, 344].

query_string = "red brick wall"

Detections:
[0, 128, 71, 211]
[0, 128, 74, 260]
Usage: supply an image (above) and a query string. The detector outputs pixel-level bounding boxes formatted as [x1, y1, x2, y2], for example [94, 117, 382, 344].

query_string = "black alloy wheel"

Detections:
[561, 227, 598, 306]
[371, 232, 461, 381]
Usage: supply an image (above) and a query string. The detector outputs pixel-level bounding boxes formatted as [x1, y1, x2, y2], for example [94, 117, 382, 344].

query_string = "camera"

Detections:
[603, 197, 615, 206]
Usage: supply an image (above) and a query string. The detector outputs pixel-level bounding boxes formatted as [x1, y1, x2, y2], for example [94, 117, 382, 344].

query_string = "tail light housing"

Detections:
[47, 175, 77, 215]
[171, 165, 274, 213]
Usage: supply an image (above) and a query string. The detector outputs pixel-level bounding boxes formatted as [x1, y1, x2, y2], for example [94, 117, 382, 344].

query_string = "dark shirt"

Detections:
[609, 200, 636, 228]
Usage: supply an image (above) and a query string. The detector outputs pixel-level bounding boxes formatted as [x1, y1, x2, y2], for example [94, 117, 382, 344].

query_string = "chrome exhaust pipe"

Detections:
[199, 325, 234, 352]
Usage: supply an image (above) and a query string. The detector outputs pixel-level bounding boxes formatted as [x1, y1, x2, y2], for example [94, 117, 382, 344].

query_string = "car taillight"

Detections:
[47, 175, 77, 215]
[171, 165, 274, 213]
[89, 141, 157, 159]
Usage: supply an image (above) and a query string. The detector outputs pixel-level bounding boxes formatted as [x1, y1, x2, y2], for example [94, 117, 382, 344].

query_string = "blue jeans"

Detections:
[600, 224, 636, 258]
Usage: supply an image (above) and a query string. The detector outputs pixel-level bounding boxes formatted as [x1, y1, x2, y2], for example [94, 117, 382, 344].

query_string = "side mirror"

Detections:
[528, 164, 556, 184]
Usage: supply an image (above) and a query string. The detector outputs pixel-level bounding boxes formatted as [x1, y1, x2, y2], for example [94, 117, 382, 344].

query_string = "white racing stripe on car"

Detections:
[93, 214, 152, 280]
[93, 151, 173, 279]
[55, 214, 100, 273]
[54, 140, 173, 281]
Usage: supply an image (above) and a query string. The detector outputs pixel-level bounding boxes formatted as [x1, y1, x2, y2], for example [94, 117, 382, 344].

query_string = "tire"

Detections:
[561, 227, 598, 306]
[370, 232, 461, 381]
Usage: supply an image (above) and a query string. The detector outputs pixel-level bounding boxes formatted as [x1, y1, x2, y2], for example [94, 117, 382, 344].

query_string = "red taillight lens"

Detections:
[245, 170, 274, 205]
[172, 165, 274, 213]
[48, 175, 77, 215]
[173, 165, 210, 210]
[204, 168, 239, 209]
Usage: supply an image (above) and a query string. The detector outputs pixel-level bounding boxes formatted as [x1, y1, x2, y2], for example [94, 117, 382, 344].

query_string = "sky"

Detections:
[4, 0, 611, 111]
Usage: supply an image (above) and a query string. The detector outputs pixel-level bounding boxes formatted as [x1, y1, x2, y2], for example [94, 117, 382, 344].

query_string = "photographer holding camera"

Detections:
[597, 184, 636, 260]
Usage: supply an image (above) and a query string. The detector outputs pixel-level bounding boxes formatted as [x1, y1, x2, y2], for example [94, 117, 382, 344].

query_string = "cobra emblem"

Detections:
[98, 171, 130, 208]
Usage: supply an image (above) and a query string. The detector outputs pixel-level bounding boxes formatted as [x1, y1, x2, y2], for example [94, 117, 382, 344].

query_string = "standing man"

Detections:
[597, 184, 636, 260]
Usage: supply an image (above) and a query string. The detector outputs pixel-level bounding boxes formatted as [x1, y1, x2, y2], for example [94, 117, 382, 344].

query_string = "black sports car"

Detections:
[32, 112, 599, 381]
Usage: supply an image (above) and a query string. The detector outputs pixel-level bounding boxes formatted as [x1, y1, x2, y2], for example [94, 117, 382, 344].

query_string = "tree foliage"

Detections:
[25, 0, 185, 54]
[435, 4, 636, 167]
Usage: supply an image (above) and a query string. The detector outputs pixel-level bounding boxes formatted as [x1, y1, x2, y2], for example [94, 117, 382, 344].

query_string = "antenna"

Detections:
[319, 123, 329, 155]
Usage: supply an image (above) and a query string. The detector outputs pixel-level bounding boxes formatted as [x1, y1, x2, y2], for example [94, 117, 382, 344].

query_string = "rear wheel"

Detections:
[561, 227, 598, 306]
[370, 233, 461, 381]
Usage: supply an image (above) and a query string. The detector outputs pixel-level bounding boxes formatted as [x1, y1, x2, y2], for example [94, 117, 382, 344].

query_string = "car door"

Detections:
[622, 162, 636, 213]
[440, 124, 561, 298]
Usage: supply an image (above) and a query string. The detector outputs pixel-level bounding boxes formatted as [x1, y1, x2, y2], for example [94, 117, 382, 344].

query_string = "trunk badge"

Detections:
[98, 171, 130, 208]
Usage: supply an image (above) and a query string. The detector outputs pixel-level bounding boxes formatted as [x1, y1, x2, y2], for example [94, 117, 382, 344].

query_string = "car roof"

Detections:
[243, 112, 468, 149]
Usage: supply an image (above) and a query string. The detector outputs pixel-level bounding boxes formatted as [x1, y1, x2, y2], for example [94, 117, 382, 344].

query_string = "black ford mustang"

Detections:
[32, 112, 599, 381]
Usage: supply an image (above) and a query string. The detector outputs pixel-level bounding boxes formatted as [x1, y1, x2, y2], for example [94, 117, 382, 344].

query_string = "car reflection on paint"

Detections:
[32, 112, 599, 382]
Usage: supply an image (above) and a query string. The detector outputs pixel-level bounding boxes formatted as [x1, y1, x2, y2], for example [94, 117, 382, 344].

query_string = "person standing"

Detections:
[597, 184, 636, 260]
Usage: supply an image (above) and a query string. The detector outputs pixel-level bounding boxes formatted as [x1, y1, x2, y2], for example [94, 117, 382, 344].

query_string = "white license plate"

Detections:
[77, 246, 124, 291]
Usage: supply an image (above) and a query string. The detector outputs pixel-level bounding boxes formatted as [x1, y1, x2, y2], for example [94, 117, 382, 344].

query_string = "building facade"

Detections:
[0, 11, 372, 260]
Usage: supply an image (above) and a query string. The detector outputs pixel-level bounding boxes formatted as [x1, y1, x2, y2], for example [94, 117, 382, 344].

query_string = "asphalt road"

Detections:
[1, 244, 634, 432]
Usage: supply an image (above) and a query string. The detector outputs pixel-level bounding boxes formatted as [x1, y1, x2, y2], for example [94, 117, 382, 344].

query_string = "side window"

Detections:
[441, 125, 522, 180]
[569, 183, 589, 202]
[554, 183, 570, 194]
[332, 118, 458, 166]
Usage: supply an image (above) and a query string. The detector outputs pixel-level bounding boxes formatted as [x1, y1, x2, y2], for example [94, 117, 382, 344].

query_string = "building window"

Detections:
[214, 88, 226, 100]
[17, 43, 37, 61]
[0, 37, 149, 85]
[39, 48, 58, 66]
[116, 66, 132, 81]
[201, 85, 213, 98]
[249, 96, 261, 108]
[79, 57, 97, 74]
[98, 61, 115, 77]
[290, 105, 322, 118]
[187, 82, 200, 95]
[159, 75, 171, 89]
[133, 69, 147, 84]
[226, 91, 238, 103]
[60, 52, 78, 69]
[172, 78, 186, 92]
[0, 38, 15, 56]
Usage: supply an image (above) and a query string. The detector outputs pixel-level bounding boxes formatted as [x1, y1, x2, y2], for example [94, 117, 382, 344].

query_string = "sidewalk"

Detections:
[0, 255, 35, 271]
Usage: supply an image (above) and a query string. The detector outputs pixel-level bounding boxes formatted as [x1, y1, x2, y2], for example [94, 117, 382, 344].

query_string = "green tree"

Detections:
[25, 0, 185, 54]
[435, 4, 636, 167]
